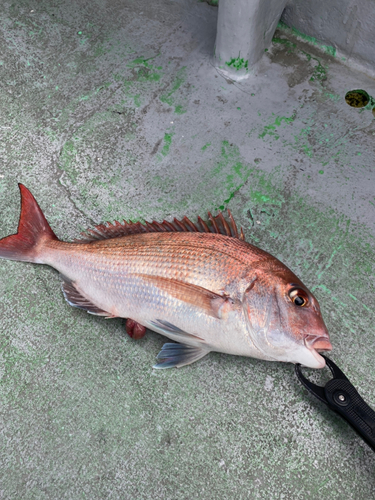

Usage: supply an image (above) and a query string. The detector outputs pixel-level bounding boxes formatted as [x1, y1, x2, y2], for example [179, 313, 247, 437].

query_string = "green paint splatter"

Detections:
[160, 133, 174, 157]
[160, 67, 187, 106]
[201, 143, 211, 151]
[111, 54, 164, 109]
[272, 38, 296, 52]
[45, 129, 57, 143]
[79, 82, 111, 102]
[127, 54, 161, 68]
[219, 182, 245, 209]
[159, 67, 187, 114]
[309, 57, 327, 82]
[273, 30, 329, 84]
[133, 94, 141, 107]
[277, 21, 336, 57]
[251, 191, 272, 204]
[319, 170, 324, 174]
[225, 56, 248, 71]
[174, 105, 186, 115]
[258, 114, 295, 140]
[324, 92, 341, 102]
[132, 66, 161, 83]
[181, 141, 257, 213]
[364, 93, 375, 112]
[55, 111, 136, 196]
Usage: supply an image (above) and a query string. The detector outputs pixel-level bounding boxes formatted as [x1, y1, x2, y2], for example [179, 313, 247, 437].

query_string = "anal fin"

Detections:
[60, 275, 113, 317]
[153, 343, 210, 369]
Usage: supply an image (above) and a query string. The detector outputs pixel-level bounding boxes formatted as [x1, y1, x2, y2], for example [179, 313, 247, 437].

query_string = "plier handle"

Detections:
[295, 355, 375, 453]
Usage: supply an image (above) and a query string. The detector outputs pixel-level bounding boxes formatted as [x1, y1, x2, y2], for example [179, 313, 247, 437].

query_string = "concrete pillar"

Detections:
[214, 0, 288, 80]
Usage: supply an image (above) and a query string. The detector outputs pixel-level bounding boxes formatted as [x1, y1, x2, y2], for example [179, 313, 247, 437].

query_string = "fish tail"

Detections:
[0, 184, 58, 263]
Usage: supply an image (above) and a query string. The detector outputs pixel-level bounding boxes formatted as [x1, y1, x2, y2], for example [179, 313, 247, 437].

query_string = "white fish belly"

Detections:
[46, 251, 260, 358]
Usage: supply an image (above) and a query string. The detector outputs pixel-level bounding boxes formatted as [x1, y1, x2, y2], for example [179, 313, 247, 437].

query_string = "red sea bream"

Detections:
[0, 185, 332, 369]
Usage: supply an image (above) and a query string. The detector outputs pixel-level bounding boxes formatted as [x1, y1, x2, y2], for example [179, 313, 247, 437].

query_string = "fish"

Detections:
[0, 184, 332, 369]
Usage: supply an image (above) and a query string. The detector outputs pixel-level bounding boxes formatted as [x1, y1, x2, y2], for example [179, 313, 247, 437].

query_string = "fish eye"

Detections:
[289, 288, 308, 307]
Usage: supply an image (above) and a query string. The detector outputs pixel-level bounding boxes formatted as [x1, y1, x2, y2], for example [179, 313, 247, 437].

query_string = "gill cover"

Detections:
[242, 278, 285, 361]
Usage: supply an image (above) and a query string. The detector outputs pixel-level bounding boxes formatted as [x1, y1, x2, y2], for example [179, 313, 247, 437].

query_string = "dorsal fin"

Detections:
[74, 210, 245, 243]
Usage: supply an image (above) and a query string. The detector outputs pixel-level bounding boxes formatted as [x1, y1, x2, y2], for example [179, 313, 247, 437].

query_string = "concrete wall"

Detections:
[281, 0, 375, 76]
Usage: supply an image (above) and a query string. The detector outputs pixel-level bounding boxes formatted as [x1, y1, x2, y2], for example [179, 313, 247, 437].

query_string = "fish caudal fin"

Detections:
[0, 184, 58, 263]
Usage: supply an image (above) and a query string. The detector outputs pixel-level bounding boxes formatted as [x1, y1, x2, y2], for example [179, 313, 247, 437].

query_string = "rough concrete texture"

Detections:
[282, 0, 375, 78]
[0, 1, 375, 499]
[214, 0, 288, 78]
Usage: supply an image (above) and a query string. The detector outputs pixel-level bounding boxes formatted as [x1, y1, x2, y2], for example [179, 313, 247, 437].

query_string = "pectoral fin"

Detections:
[150, 319, 204, 341]
[153, 343, 210, 369]
[138, 274, 234, 319]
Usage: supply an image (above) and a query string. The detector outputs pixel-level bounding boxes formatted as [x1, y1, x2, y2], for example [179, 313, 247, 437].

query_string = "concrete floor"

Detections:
[0, 1, 375, 498]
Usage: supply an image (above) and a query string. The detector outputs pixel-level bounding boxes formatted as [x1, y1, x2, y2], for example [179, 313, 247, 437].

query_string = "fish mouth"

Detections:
[303, 335, 332, 369]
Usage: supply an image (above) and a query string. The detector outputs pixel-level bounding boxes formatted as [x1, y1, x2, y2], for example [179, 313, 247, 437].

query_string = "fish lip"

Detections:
[308, 347, 327, 369]
[304, 335, 332, 352]
[312, 339, 333, 352]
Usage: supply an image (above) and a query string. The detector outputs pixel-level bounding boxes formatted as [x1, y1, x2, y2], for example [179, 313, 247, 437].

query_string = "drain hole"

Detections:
[345, 89, 370, 108]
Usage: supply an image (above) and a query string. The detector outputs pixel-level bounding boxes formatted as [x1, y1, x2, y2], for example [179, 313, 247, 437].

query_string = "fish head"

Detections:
[243, 264, 332, 369]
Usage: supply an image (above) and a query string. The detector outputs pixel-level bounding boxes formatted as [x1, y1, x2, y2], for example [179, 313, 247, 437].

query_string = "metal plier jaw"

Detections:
[296, 355, 375, 453]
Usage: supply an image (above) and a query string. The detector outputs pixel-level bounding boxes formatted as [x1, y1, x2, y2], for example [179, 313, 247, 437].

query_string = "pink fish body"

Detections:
[0, 185, 332, 369]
